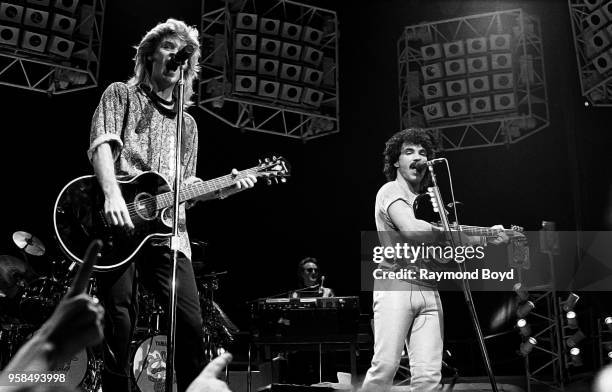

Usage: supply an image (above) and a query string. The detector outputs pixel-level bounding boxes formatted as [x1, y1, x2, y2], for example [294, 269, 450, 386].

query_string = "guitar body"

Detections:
[53, 157, 290, 271]
[53, 172, 173, 271]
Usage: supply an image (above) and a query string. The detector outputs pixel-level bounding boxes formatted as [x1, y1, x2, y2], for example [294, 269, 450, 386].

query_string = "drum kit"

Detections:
[1, 233, 237, 392]
[0, 231, 102, 391]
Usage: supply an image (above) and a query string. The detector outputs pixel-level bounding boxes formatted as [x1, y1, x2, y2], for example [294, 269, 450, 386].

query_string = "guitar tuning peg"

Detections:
[258, 159, 262, 164]
[266, 178, 272, 185]
[281, 178, 286, 183]
[427, 187, 433, 192]
[272, 155, 277, 160]
[433, 207, 439, 212]
[265, 158, 270, 163]
[274, 178, 278, 184]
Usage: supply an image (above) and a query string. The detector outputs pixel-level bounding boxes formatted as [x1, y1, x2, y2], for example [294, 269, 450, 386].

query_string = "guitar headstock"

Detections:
[256, 156, 291, 185]
[509, 225, 526, 240]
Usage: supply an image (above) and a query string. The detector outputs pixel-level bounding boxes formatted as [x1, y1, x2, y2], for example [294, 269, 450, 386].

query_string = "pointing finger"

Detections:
[66, 240, 102, 298]
[201, 353, 233, 378]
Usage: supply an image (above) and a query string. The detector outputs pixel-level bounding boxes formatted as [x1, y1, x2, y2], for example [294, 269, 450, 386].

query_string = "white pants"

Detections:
[362, 280, 443, 392]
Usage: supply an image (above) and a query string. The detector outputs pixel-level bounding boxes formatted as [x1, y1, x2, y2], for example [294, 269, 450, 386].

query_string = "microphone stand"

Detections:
[166, 65, 185, 392]
[426, 164, 499, 392]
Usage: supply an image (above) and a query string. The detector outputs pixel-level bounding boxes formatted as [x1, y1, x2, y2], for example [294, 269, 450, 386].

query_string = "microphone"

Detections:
[318, 275, 326, 294]
[166, 44, 195, 72]
[413, 158, 445, 171]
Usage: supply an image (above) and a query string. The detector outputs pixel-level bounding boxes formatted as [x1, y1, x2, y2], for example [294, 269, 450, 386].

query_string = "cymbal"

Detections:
[0, 255, 35, 299]
[12, 231, 45, 256]
[201, 271, 228, 278]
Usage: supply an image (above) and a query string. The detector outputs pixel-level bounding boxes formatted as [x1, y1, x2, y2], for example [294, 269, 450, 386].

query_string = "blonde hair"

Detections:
[128, 18, 201, 107]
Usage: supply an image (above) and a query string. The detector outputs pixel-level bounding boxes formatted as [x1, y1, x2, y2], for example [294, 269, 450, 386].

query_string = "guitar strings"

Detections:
[123, 167, 263, 217]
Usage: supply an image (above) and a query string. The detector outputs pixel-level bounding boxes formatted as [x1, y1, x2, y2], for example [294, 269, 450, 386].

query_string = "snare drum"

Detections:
[132, 334, 177, 392]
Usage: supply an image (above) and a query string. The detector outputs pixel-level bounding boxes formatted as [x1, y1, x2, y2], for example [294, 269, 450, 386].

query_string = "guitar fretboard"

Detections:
[154, 167, 260, 209]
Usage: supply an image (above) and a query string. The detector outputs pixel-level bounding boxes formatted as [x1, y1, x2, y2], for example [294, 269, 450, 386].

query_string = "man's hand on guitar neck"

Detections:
[185, 169, 257, 205]
[488, 224, 509, 245]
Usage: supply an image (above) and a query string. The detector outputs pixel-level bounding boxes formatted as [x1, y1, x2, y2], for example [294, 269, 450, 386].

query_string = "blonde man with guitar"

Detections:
[86, 19, 256, 392]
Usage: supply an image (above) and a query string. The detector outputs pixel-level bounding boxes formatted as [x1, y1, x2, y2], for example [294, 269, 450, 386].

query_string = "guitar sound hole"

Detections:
[134, 192, 158, 220]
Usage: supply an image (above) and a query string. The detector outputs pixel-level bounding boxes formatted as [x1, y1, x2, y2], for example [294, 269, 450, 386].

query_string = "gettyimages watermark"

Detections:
[360, 230, 612, 292]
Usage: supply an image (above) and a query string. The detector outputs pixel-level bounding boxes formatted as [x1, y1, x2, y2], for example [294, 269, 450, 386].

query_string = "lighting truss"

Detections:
[0, 0, 105, 95]
[522, 286, 565, 392]
[568, 0, 612, 106]
[199, 0, 339, 141]
[398, 9, 549, 151]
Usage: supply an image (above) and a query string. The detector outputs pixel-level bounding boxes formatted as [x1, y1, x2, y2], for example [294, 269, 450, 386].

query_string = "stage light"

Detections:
[566, 311, 578, 329]
[257, 80, 280, 99]
[0, 3, 24, 23]
[302, 88, 323, 108]
[444, 59, 466, 77]
[516, 300, 535, 318]
[445, 99, 468, 117]
[566, 330, 586, 348]
[422, 102, 445, 121]
[466, 37, 487, 54]
[562, 293, 580, 312]
[280, 42, 302, 61]
[21, 31, 48, 52]
[260, 38, 280, 56]
[280, 63, 302, 82]
[516, 318, 531, 337]
[422, 82, 444, 100]
[470, 96, 492, 114]
[279, 83, 302, 103]
[258, 58, 279, 77]
[236, 53, 257, 71]
[54, 0, 79, 14]
[280, 22, 301, 41]
[302, 26, 323, 46]
[235, 75, 257, 93]
[236, 13, 258, 30]
[421, 63, 444, 81]
[49, 36, 74, 58]
[519, 337, 537, 356]
[302, 67, 323, 86]
[0, 25, 19, 46]
[445, 79, 467, 96]
[493, 93, 516, 111]
[302, 46, 323, 67]
[421, 43, 442, 61]
[604, 342, 612, 361]
[259, 18, 279, 35]
[491, 53, 513, 70]
[468, 76, 490, 93]
[569, 347, 583, 366]
[605, 316, 612, 331]
[492, 73, 514, 90]
[513, 283, 530, 301]
[50, 13, 76, 35]
[489, 34, 511, 51]
[467, 56, 489, 73]
[443, 40, 465, 58]
[235, 33, 257, 51]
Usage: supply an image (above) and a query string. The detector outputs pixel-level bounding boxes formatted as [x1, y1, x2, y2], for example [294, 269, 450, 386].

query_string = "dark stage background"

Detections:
[1, 0, 611, 379]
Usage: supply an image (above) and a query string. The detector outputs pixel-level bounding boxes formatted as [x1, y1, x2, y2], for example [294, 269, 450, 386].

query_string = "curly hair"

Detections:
[127, 18, 201, 108]
[382, 127, 437, 182]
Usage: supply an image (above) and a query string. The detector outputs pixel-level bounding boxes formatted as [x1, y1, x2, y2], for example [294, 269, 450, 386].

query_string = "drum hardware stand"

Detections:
[426, 162, 499, 392]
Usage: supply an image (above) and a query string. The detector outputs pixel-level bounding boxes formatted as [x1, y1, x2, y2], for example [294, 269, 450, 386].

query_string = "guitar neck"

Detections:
[454, 225, 516, 238]
[155, 167, 258, 209]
